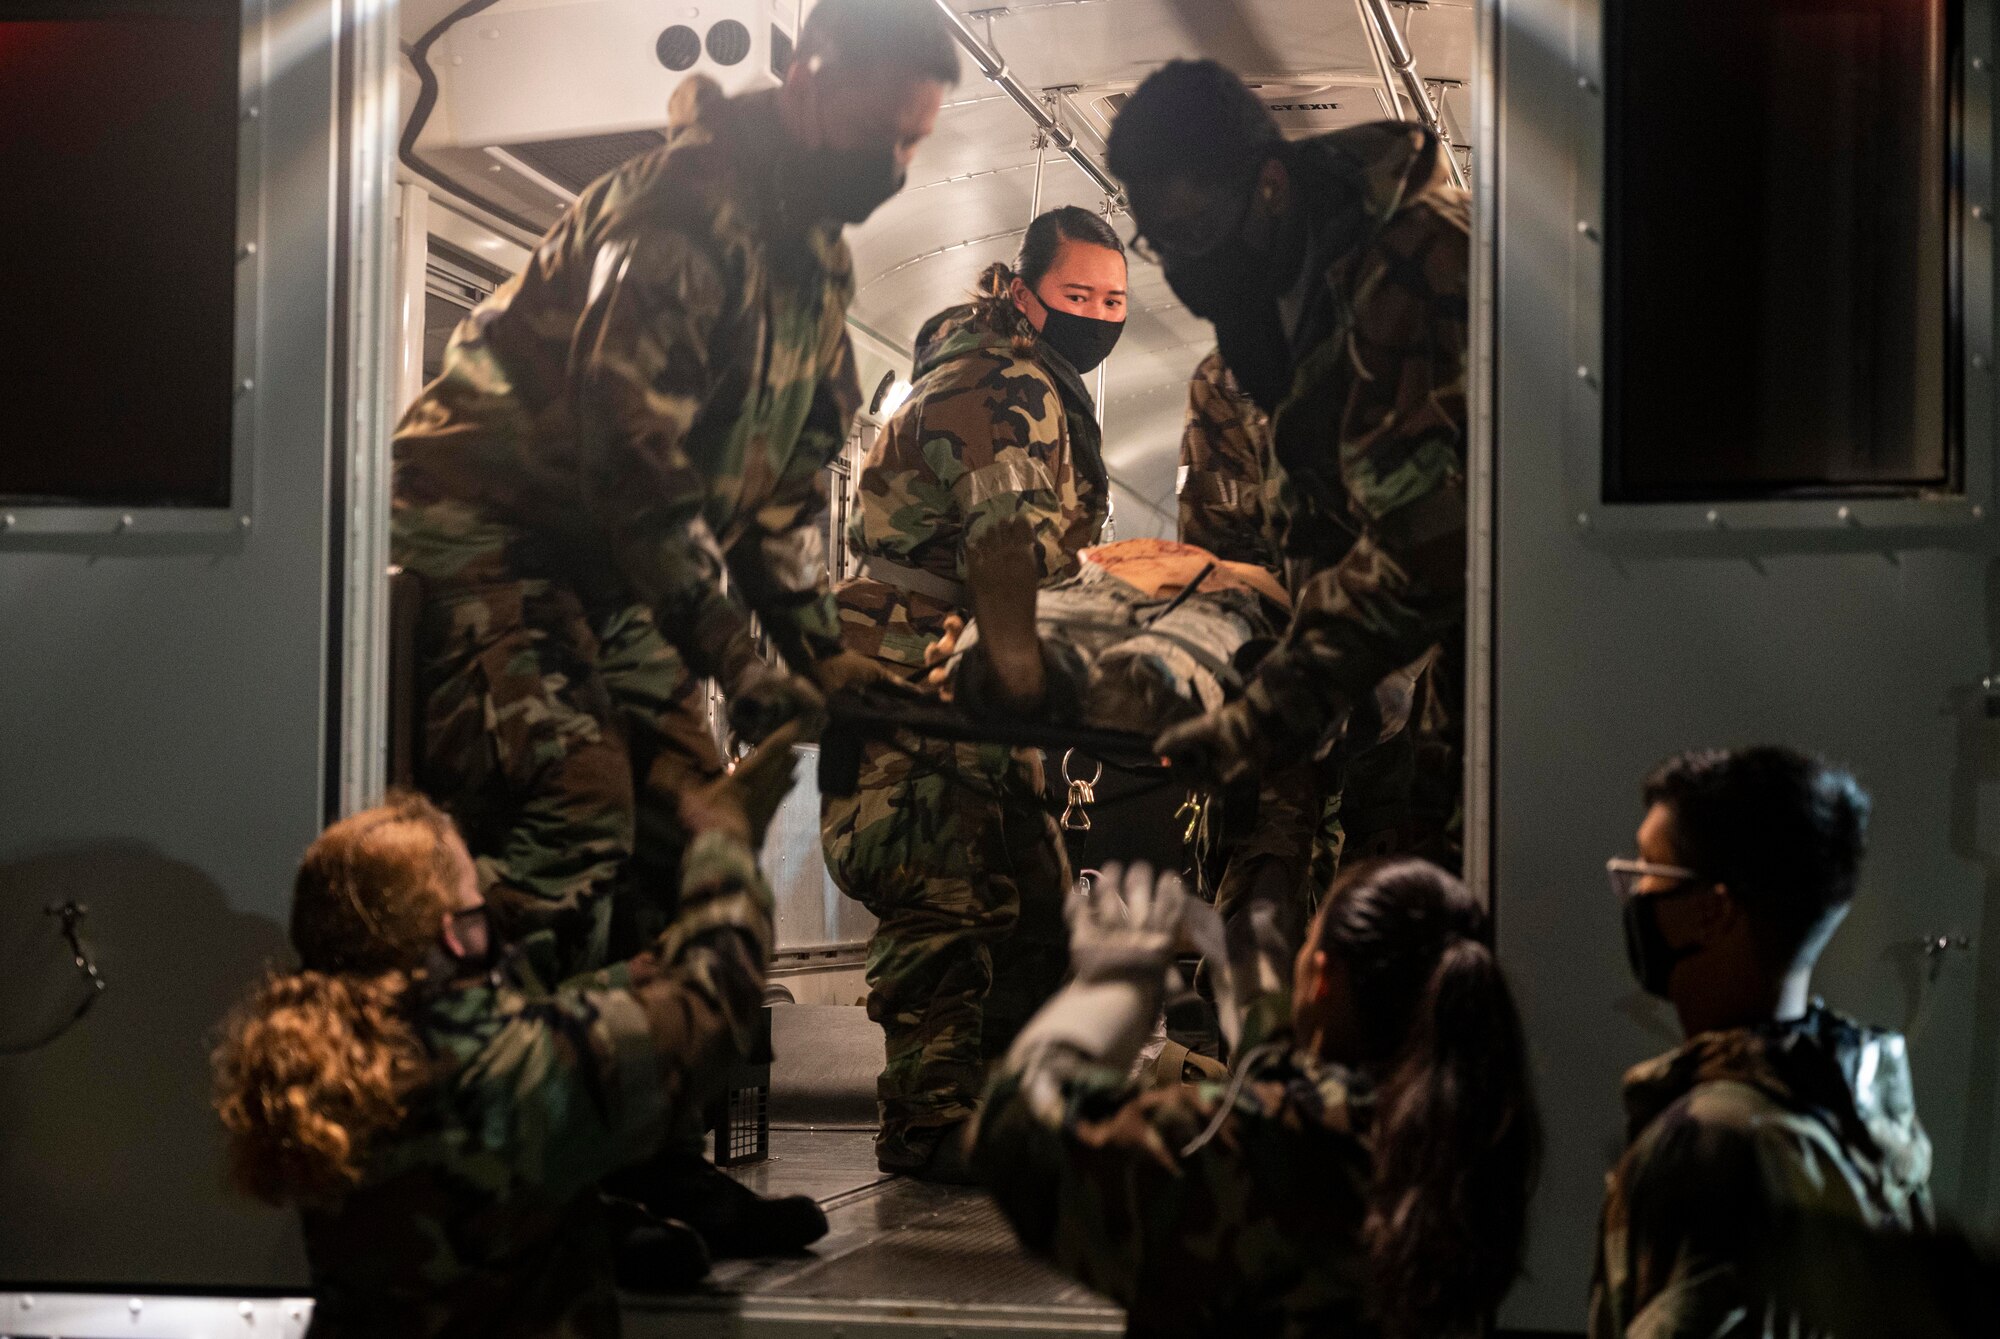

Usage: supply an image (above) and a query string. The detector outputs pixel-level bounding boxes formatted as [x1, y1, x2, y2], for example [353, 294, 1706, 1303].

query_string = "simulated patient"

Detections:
[940, 515, 1289, 733]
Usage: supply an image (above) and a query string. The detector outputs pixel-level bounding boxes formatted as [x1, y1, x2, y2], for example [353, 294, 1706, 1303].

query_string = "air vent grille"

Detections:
[657, 23, 700, 71]
[507, 130, 668, 194]
[707, 18, 751, 65]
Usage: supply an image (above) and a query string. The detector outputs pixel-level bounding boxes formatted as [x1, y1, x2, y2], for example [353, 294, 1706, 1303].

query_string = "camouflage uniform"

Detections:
[301, 832, 772, 1339]
[393, 78, 859, 976]
[1176, 350, 1280, 574]
[971, 997, 1372, 1337]
[821, 304, 1107, 1167]
[1187, 124, 1468, 871]
[1590, 1005, 1935, 1339]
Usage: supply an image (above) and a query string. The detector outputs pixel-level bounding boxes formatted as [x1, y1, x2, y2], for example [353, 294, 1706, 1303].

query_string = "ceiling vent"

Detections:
[506, 130, 668, 196]
[439, 0, 797, 148]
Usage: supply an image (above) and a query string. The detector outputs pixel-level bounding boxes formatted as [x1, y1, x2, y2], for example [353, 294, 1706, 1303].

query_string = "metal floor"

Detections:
[622, 1127, 1124, 1338]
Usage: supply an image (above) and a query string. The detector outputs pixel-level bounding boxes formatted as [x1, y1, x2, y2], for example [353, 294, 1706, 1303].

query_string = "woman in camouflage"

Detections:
[974, 858, 1541, 1338]
[821, 206, 1127, 1179]
[211, 728, 796, 1339]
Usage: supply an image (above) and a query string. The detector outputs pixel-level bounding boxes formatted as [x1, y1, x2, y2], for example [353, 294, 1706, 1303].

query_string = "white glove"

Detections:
[1006, 863, 1191, 1120]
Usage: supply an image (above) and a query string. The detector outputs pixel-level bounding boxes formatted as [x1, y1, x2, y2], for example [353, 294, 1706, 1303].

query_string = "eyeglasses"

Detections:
[1606, 857, 1707, 901]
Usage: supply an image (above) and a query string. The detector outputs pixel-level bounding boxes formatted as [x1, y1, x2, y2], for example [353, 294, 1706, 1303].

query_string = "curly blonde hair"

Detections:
[212, 792, 462, 1205]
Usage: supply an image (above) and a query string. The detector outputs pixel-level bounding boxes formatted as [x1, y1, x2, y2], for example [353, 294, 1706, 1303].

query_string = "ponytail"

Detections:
[212, 968, 429, 1205]
[1316, 859, 1542, 1339]
[1368, 936, 1539, 1338]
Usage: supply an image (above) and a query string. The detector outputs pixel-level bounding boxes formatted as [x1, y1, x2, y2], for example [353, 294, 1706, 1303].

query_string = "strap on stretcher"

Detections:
[817, 693, 1173, 798]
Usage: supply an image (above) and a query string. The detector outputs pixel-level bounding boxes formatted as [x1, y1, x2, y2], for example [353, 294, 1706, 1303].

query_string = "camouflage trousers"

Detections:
[414, 575, 724, 981]
[820, 736, 1071, 1168]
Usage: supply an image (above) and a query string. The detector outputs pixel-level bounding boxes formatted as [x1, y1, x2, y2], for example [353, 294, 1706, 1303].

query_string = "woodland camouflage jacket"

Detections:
[834, 305, 1109, 670]
[973, 998, 1373, 1338]
[1590, 1005, 1935, 1339]
[392, 78, 860, 675]
[299, 832, 771, 1339]
[1240, 124, 1470, 766]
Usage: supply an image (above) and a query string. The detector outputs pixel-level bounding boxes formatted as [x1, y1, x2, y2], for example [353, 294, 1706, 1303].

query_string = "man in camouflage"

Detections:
[822, 279, 1112, 1176]
[1109, 61, 1467, 878]
[390, 0, 960, 1255]
[279, 733, 800, 1339]
[394, 0, 958, 979]
[1594, 747, 1933, 1337]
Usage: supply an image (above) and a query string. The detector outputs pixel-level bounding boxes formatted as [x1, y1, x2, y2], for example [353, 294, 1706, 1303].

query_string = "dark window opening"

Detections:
[1604, 0, 1958, 503]
[0, 4, 242, 509]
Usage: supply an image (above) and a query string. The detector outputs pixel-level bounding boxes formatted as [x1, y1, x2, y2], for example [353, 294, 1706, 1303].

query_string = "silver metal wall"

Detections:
[1488, 0, 2000, 1329]
[0, 0, 393, 1289]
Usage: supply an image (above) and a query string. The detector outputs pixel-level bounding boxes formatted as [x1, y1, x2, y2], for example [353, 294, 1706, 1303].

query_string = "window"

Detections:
[1604, 0, 1956, 502]
[0, 4, 241, 509]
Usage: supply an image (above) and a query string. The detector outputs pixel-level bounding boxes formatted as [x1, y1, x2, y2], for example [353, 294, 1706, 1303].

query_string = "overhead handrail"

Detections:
[1357, 0, 1467, 188]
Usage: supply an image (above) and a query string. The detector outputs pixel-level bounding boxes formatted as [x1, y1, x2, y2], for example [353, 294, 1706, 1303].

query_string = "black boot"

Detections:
[603, 1193, 711, 1292]
[616, 1150, 828, 1258]
[902, 1120, 981, 1187]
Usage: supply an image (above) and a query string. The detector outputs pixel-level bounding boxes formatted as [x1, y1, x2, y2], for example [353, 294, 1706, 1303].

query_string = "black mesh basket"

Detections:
[707, 1006, 773, 1167]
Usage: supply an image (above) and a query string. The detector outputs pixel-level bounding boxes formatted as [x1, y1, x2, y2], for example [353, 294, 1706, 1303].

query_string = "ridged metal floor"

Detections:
[622, 1128, 1124, 1337]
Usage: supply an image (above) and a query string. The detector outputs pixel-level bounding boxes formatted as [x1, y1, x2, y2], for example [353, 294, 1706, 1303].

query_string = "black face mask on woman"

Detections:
[1030, 287, 1125, 375]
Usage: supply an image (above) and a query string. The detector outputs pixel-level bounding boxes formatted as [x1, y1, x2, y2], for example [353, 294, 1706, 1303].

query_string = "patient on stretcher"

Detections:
[939, 515, 1289, 733]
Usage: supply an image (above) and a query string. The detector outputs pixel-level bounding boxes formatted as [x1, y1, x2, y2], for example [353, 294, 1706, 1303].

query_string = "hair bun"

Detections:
[976, 261, 1015, 300]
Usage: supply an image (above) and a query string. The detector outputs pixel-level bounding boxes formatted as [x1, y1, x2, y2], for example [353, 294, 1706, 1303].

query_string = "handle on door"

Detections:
[1922, 932, 1973, 983]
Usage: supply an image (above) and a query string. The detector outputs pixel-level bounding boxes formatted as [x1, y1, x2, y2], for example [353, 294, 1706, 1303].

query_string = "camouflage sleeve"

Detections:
[725, 334, 861, 669]
[972, 1049, 1362, 1329]
[458, 830, 771, 1202]
[1177, 360, 1275, 569]
[1243, 216, 1467, 757]
[571, 223, 759, 687]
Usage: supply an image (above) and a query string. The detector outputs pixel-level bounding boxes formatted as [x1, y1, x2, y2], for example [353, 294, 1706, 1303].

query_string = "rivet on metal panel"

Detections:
[240, 241, 258, 258]
[1836, 505, 1854, 524]
[1705, 509, 1722, 528]
[1975, 205, 1992, 222]
[290, 1306, 305, 1321]
[239, 378, 256, 395]
[2, 514, 15, 529]
[1974, 504, 1987, 520]
[118, 513, 135, 531]
[1576, 220, 1599, 242]
[1577, 75, 1599, 94]
[1575, 511, 1591, 529]
[240, 515, 254, 531]
[18, 1294, 32, 1309]
[1976, 57, 1990, 74]
[243, 104, 260, 121]
[129, 1298, 144, 1314]
[1574, 365, 1596, 388]
[240, 1299, 255, 1319]
[1974, 353, 1991, 372]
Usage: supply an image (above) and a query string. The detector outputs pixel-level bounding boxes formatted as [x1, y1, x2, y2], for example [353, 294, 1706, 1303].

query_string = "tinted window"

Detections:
[0, 4, 240, 508]
[1605, 0, 1954, 501]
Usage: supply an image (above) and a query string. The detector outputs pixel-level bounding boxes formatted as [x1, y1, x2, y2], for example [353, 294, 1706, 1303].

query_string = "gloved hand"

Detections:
[811, 648, 927, 701]
[1154, 698, 1272, 787]
[678, 720, 806, 848]
[1005, 863, 1192, 1106]
[726, 659, 827, 744]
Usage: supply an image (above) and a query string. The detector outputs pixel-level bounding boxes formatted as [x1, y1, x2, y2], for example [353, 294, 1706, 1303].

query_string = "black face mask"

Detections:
[1622, 890, 1704, 999]
[1163, 238, 1292, 412]
[787, 143, 907, 225]
[1031, 288, 1124, 376]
